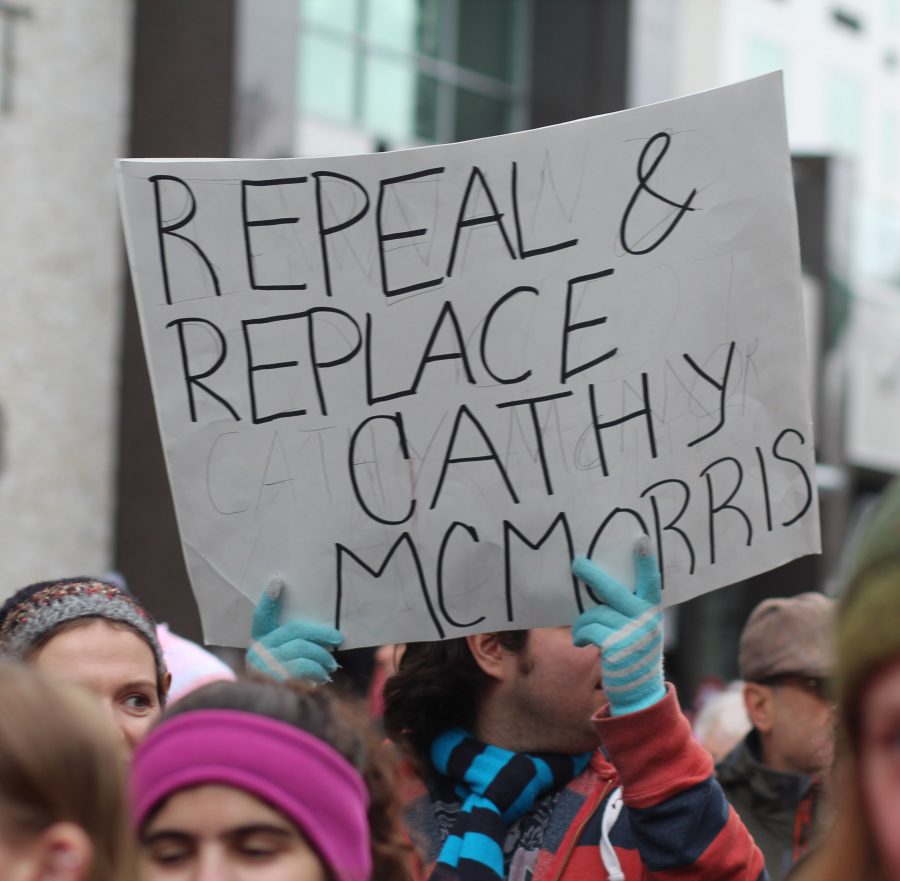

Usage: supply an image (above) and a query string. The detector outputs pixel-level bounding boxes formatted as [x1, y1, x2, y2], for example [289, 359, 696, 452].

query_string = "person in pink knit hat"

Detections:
[154, 622, 235, 704]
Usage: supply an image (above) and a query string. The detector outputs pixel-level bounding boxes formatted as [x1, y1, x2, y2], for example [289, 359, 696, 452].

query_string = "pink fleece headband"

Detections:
[131, 709, 372, 881]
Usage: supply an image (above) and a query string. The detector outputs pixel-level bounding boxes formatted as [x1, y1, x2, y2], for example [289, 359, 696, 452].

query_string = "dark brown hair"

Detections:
[382, 631, 529, 769]
[164, 677, 414, 881]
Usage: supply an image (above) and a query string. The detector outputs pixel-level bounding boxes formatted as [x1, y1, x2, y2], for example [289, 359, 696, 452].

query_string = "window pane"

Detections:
[882, 112, 898, 183]
[366, 0, 441, 57]
[456, 0, 515, 81]
[888, 0, 900, 29]
[363, 52, 416, 141]
[454, 87, 509, 141]
[414, 74, 439, 141]
[827, 70, 864, 154]
[745, 35, 786, 78]
[299, 32, 356, 123]
[362, 57, 438, 144]
[416, 0, 442, 58]
[300, 0, 357, 32]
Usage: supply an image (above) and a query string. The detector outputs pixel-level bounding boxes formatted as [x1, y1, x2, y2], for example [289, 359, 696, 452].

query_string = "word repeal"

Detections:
[150, 134, 695, 303]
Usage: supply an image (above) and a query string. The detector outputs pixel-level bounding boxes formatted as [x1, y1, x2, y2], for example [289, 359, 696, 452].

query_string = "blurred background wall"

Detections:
[0, 0, 132, 587]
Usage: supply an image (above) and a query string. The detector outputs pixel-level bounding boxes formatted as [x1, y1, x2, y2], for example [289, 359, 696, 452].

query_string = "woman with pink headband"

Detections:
[131, 678, 413, 881]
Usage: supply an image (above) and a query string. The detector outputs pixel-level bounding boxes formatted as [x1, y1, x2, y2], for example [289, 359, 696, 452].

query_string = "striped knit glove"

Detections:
[571, 537, 665, 716]
[246, 579, 343, 685]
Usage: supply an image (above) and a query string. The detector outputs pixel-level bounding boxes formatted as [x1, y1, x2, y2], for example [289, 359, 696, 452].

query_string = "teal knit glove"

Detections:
[571, 538, 665, 716]
[246, 580, 343, 685]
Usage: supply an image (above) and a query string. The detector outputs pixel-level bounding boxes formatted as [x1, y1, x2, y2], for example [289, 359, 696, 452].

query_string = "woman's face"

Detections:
[859, 657, 900, 881]
[140, 784, 328, 881]
[31, 619, 164, 758]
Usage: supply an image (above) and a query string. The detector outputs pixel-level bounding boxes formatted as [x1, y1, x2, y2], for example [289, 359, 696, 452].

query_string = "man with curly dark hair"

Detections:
[251, 541, 768, 881]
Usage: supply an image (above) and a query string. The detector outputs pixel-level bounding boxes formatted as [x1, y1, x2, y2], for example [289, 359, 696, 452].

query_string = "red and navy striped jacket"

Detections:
[399, 686, 768, 881]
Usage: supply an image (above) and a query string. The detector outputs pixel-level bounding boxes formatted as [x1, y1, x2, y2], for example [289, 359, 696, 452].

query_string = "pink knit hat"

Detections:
[132, 709, 372, 881]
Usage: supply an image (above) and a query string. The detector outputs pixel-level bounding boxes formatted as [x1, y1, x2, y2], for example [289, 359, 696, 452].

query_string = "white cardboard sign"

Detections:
[118, 73, 820, 649]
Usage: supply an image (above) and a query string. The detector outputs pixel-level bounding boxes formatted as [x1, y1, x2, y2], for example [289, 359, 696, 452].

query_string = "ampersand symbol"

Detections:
[619, 132, 698, 256]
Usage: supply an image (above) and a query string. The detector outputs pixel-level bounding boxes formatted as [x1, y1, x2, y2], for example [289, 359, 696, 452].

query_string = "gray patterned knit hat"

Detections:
[0, 578, 167, 695]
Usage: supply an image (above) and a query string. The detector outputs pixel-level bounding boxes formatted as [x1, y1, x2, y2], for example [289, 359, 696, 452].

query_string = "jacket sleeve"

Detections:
[594, 684, 768, 881]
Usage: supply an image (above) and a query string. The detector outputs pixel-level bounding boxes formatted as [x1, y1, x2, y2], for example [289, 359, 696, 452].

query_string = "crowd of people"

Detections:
[0, 479, 896, 880]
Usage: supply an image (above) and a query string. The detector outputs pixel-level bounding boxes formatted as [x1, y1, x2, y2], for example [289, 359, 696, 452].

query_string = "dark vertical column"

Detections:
[529, 0, 631, 126]
[116, 0, 237, 641]
[792, 155, 854, 586]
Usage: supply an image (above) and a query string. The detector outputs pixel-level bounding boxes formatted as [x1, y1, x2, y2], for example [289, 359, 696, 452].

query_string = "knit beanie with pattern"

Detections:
[0, 578, 167, 695]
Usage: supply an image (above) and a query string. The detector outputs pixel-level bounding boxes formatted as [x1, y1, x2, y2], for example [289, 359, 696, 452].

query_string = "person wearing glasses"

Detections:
[716, 592, 836, 881]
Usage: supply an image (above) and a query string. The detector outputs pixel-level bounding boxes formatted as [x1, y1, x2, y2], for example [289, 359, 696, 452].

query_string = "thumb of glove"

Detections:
[251, 577, 285, 642]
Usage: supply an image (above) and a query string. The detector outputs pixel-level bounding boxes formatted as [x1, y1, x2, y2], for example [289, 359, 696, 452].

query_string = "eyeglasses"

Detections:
[757, 674, 832, 706]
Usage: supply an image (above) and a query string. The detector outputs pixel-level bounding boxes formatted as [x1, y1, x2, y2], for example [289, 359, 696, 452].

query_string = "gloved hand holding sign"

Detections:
[246, 579, 343, 685]
[571, 537, 665, 717]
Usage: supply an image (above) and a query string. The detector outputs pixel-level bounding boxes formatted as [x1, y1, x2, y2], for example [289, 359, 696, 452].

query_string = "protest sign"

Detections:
[118, 72, 820, 649]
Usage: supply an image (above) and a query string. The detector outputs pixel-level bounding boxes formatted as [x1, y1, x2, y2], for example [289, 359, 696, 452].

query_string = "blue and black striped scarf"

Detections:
[428, 728, 592, 880]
